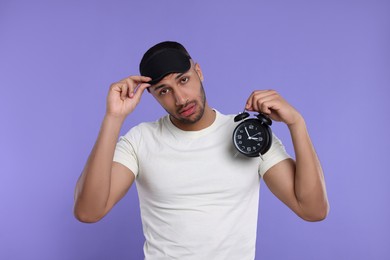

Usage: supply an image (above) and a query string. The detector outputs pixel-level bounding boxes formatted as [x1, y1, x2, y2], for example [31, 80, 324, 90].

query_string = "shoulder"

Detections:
[213, 110, 236, 126]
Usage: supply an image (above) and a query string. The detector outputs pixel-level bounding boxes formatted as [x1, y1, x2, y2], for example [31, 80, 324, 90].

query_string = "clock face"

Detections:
[233, 118, 271, 157]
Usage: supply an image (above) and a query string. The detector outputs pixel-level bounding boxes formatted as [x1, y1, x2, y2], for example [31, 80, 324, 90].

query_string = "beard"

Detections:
[167, 82, 207, 126]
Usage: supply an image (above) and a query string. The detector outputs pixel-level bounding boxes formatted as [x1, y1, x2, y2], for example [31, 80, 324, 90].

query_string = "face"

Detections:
[149, 62, 207, 129]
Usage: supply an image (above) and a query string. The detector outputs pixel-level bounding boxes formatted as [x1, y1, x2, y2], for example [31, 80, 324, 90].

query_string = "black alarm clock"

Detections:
[232, 112, 273, 157]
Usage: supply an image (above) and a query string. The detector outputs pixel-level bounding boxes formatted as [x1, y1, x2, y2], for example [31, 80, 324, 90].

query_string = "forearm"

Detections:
[74, 114, 125, 221]
[288, 116, 329, 220]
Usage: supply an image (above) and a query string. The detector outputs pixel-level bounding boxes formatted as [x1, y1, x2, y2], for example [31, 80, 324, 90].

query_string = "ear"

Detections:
[194, 63, 204, 81]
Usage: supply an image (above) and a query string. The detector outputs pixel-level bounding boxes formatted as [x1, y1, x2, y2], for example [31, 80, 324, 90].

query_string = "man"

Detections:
[74, 41, 329, 259]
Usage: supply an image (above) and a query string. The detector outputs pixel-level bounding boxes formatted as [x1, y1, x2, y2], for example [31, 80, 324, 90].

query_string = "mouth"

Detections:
[179, 102, 196, 117]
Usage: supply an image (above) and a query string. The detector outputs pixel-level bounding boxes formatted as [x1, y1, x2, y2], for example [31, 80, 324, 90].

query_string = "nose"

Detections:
[174, 89, 188, 106]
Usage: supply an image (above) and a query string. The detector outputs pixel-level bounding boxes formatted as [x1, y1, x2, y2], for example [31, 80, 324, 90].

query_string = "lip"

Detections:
[179, 102, 196, 117]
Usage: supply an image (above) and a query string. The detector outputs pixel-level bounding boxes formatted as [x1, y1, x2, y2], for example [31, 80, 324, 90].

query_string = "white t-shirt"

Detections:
[113, 110, 290, 260]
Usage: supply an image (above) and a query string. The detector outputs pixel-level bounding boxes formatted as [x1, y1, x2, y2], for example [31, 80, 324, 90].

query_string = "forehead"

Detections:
[150, 64, 194, 89]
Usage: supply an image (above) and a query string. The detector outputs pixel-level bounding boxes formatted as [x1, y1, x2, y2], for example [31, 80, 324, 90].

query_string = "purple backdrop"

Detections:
[1, 0, 389, 259]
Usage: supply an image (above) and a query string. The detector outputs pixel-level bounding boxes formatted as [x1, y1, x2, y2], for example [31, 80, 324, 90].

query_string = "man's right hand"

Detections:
[74, 75, 151, 223]
[106, 75, 152, 118]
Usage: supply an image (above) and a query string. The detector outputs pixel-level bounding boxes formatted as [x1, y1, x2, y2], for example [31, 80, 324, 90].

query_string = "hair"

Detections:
[139, 41, 192, 72]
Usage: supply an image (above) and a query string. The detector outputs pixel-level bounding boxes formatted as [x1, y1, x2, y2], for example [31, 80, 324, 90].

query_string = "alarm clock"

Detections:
[232, 112, 273, 157]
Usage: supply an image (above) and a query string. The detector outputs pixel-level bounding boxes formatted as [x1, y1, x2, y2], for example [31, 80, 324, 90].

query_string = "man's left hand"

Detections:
[245, 90, 302, 127]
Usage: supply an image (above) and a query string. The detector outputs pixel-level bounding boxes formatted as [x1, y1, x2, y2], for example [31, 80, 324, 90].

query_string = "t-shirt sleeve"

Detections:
[113, 135, 139, 177]
[258, 134, 292, 177]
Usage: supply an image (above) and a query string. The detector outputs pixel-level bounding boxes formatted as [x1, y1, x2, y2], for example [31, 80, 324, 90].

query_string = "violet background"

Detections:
[1, 0, 389, 259]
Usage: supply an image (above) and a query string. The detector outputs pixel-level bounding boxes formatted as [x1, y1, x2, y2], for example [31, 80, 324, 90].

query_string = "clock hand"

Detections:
[245, 127, 250, 138]
[245, 128, 261, 140]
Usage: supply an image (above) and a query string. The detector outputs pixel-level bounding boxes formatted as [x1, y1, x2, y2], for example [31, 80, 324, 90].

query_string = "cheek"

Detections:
[155, 96, 175, 111]
[188, 82, 203, 97]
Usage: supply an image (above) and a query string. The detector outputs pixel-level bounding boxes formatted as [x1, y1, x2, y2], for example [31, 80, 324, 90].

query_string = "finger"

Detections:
[245, 90, 268, 110]
[259, 96, 282, 115]
[123, 78, 137, 98]
[128, 75, 152, 84]
[246, 90, 278, 111]
[258, 92, 279, 111]
[127, 80, 151, 98]
[119, 83, 129, 101]
[110, 81, 127, 97]
[258, 100, 276, 115]
[124, 76, 152, 98]
[131, 82, 151, 100]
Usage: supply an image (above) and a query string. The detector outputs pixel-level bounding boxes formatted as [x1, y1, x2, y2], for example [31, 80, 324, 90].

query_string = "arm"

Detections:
[246, 90, 329, 221]
[73, 76, 151, 223]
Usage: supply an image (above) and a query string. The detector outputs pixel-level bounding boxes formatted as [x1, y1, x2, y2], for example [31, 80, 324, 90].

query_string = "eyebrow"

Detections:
[152, 84, 166, 92]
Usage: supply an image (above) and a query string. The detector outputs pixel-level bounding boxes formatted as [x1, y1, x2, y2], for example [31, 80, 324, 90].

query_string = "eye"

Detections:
[159, 88, 170, 95]
[180, 76, 189, 84]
